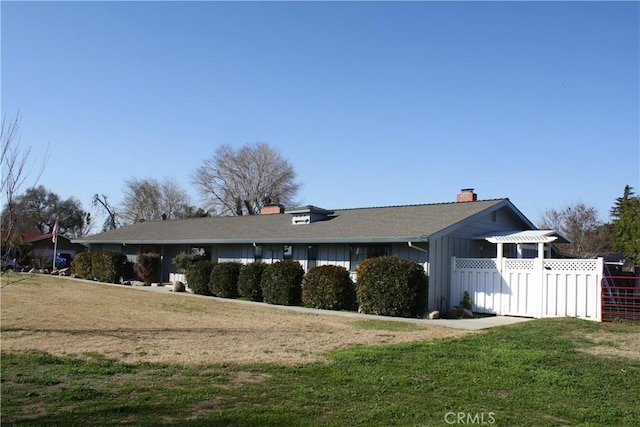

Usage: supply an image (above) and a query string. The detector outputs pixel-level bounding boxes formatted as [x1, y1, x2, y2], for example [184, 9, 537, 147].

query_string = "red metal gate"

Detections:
[601, 274, 640, 322]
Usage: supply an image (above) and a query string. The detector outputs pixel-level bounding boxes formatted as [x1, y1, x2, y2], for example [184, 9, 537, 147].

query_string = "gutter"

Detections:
[408, 241, 429, 254]
[73, 237, 431, 246]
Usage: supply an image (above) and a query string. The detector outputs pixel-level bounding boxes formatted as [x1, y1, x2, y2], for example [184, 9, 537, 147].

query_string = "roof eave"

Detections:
[73, 236, 430, 246]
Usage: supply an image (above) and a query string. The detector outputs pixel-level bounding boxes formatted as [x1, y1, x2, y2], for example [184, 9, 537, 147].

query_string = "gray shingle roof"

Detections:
[74, 199, 518, 245]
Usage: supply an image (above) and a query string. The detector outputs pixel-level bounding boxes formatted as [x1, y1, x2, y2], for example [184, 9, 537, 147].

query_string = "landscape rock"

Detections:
[427, 310, 440, 320]
[442, 307, 476, 319]
[443, 307, 462, 319]
[172, 281, 186, 292]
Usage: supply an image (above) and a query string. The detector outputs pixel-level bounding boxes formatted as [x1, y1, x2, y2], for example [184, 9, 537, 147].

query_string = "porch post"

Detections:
[537, 242, 545, 259]
[536, 243, 545, 318]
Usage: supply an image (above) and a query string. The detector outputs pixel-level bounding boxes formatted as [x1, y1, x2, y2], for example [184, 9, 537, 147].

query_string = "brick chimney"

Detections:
[260, 204, 285, 215]
[457, 188, 477, 202]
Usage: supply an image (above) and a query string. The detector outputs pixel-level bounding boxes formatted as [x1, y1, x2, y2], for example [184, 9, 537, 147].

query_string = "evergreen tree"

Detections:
[610, 186, 640, 265]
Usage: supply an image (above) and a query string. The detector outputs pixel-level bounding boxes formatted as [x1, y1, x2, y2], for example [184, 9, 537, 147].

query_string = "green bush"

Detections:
[237, 262, 266, 301]
[186, 260, 214, 296]
[356, 256, 427, 318]
[92, 252, 128, 284]
[261, 260, 305, 306]
[461, 291, 472, 310]
[172, 252, 207, 274]
[209, 262, 241, 298]
[135, 252, 162, 286]
[71, 252, 92, 279]
[302, 265, 355, 311]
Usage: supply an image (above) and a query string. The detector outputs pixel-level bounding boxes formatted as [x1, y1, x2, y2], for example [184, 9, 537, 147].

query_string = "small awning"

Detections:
[474, 230, 570, 244]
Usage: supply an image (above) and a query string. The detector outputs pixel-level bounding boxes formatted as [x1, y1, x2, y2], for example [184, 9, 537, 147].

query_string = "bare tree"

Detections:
[122, 177, 161, 224]
[192, 143, 301, 216]
[538, 202, 604, 256]
[121, 177, 191, 224]
[160, 177, 191, 220]
[1, 113, 47, 262]
[92, 194, 119, 232]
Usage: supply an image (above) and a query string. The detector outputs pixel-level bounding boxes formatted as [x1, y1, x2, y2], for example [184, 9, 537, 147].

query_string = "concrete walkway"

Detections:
[132, 282, 535, 331]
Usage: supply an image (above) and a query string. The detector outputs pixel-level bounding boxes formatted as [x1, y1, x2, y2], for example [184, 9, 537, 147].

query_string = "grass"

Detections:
[352, 319, 426, 331]
[2, 318, 639, 426]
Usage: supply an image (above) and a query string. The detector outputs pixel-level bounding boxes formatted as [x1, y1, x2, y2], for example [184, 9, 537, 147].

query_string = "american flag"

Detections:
[52, 220, 59, 243]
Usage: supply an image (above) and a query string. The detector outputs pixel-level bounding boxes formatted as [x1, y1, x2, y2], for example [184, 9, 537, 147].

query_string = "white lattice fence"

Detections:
[451, 257, 603, 320]
[451, 257, 502, 315]
[541, 258, 602, 320]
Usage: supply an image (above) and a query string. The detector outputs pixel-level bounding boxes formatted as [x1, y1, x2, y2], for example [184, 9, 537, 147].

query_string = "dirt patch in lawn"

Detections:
[1, 275, 471, 366]
[579, 330, 640, 361]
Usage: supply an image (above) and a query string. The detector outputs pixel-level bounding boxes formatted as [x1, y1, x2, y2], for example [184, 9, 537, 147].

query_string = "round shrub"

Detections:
[261, 260, 305, 306]
[238, 262, 267, 301]
[356, 256, 427, 318]
[93, 252, 129, 284]
[71, 252, 92, 279]
[209, 262, 241, 298]
[302, 265, 355, 311]
[185, 260, 214, 296]
[135, 252, 162, 286]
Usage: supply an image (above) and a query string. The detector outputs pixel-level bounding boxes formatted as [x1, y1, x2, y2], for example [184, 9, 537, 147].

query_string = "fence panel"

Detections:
[541, 259, 602, 321]
[450, 258, 501, 314]
[502, 259, 538, 317]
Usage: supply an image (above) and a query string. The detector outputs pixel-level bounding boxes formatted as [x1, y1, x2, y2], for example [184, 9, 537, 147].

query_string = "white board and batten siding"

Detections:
[451, 257, 603, 321]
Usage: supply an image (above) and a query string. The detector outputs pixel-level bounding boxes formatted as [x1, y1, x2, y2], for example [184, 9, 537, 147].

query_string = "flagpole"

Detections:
[52, 219, 59, 271]
[52, 238, 58, 271]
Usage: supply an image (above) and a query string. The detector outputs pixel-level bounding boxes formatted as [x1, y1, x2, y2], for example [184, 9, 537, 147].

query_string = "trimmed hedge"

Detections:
[172, 252, 207, 274]
[186, 260, 214, 296]
[356, 256, 427, 318]
[135, 252, 162, 286]
[209, 262, 241, 298]
[302, 265, 355, 310]
[261, 260, 305, 306]
[92, 252, 128, 284]
[237, 262, 266, 301]
[71, 252, 92, 279]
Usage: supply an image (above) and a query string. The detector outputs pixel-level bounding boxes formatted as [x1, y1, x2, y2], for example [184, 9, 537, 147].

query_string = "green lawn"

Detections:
[2, 318, 638, 426]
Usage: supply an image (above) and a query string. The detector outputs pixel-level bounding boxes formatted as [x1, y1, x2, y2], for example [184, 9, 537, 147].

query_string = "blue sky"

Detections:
[2, 1, 638, 231]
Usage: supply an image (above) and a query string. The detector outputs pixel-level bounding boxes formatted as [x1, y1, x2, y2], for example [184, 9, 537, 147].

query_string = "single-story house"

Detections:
[74, 189, 564, 312]
[1, 231, 86, 269]
[28, 234, 87, 268]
